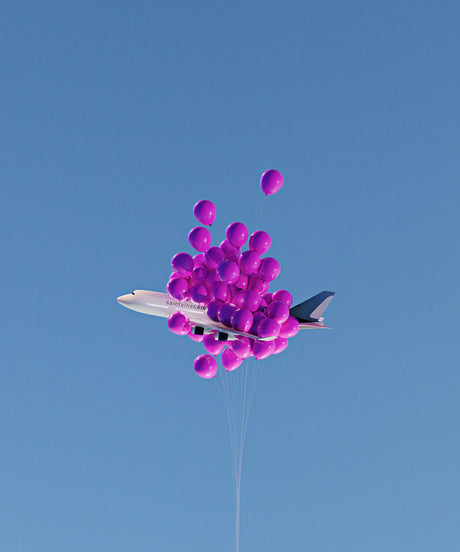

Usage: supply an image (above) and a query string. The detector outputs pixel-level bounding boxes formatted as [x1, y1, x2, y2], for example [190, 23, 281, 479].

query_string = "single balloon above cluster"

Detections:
[165, 170, 302, 378]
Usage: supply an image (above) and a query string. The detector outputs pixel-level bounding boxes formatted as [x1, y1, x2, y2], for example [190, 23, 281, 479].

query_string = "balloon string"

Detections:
[256, 196, 267, 230]
[216, 358, 265, 552]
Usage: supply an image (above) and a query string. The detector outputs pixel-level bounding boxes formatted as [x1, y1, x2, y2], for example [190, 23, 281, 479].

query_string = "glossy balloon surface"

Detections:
[226, 222, 249, 248]
[193, 199, 216, 226]
[248, 230, 271, 254]
[260, 169, 283, 196]
[222, 347, 243, 372]
[188, 226, 211, 252]
[194, 354, 217, 379]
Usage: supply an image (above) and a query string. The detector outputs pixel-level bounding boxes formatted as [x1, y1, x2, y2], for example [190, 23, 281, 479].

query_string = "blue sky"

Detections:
[1, 2, 459, 550]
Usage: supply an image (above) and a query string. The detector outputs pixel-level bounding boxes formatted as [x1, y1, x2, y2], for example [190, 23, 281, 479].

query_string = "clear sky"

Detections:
[1, 2, 459, 551]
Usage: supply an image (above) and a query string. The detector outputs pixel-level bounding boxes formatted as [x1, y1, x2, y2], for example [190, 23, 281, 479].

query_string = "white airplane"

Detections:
[117, 290, 334, 342]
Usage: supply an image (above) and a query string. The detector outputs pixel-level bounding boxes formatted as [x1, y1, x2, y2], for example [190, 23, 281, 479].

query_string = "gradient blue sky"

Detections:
[1, 2, 459, 550]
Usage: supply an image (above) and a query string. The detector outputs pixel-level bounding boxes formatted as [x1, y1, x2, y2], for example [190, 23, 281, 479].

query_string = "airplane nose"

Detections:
[117, 293, 133, 305]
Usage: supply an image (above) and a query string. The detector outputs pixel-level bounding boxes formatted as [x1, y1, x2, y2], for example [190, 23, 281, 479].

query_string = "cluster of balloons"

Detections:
[166, 170, 299, 379]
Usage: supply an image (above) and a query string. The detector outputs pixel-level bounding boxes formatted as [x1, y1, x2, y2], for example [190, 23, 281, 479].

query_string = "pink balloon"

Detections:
[266, 300, 290, 323]
[167, 312, 191, 335]
[231, 289, 246, 308]
[263, 292, 273, 305]
[222, 347, 243, 372]
[193, 253, 205, 267]
[168, 271, 182, 281]
[229, 336, 252, 359]
[193, 199, 216, 226]
[260, 169, 283, 196]
[273, 337, 289, 354]
[211, 282, 230, 302]
[190, 283, 211, 304]
[188, 226, 211, 252]
[205, 268, 220, 287]
[203, 333, 226, 355]
[258, 257, 281, 282]
[252, 339, 275, 360]
[217, 303, 237, 327]
[190, 266, 208, 285]
[257, 317, 280, 338]
[242, 289, 262, 312]
[204, 246, 225, 269]
[226, 222, 249, 248]
[207, 299, 223, 322]
[279, 315, 300, 338]
[248, 275, 269, 294]
[217, 260, 240, 284]
[239, 250, 261, 275]
[194, 354, 217, 379]
[231, 308, 254, 333]
[220, 239, 240, 262]
[167, 277, 189, 300]
[171, 252, 194, 277]
[250, 311, 266, 334]
[249, 230, 272, 254]
[235, 273, 248, 290]
[272, 289, 293, 307]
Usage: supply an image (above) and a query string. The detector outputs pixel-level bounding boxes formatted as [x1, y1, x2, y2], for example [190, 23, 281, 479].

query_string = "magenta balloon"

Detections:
[194, 354, 217, 379]
[188, 226, 211, 252]
[279, 315, 300, 338]
[167, 277, 189, 300]
[231, 289, 246, 308]
[211, 282, 230, 302]
[272, 289, 293, 307]
[168, 271, 182, 281]
[230, 336, 252, 359]
[205, 268, 220, 286]
[259, 296, 268, 310]
[193, 253, 205, 267]
[248, 230, 271, 254]
[260, 169, 283, 196]
[217, 303, 237, 327]
[188, 330, 204, 343]
[190, 266, 208, 285]
[171, 252, 194, 277]
[252, 339, 275, 360]
[190, 283, 210, 304]
[235, 273, 248, 290]
[248, 275, 268, 294]
[239, 250, 261, 275]
[167, 312, 191, 335]
[263, 292, 273, 305]
[207, 299, 223, 322]
[250, 311, 266, 334]
[226, 222, 249, 248]
[231, 308, 254, 333]
[217, 260, 240, 284]
[258, 257, 281, 282]
[222, 347, 243, 372]
[193, 199, 216, 226]
[266, 300, 290, 323]
[273, 337, 289, 354]
[203, 333, 226, 355]
[204, 246, 225, 269]
[257, 317, 280, 338]
[242, 289, 262, 312]
[220, 239, 240, 262]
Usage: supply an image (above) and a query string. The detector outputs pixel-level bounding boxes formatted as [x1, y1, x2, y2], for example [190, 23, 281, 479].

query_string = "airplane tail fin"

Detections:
[290, 291, 335, 323]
